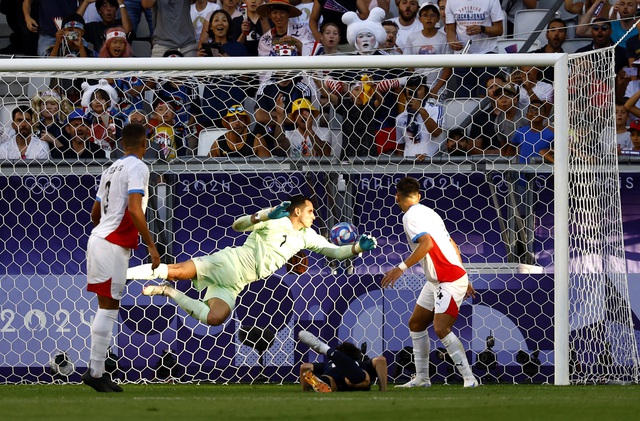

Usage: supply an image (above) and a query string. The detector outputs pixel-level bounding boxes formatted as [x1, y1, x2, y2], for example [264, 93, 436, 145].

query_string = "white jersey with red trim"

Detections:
[91, 155, 149, 249]
[402, 203, 466, 283]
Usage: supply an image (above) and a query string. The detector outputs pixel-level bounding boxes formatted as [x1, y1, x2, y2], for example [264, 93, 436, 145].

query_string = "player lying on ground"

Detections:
[298, 330, 388, 392]
[127, 195, 377, 326]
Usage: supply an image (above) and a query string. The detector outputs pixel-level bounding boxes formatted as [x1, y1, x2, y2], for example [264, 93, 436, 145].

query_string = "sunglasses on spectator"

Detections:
[591, 25, 610, 31]
[228, 105, 245, 113]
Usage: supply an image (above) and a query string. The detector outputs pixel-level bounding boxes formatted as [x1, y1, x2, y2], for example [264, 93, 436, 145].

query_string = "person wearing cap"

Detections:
[51, 109, 106, 161]
[576, 17, 628, 74]
[31, 90, 75, 150]
[77, 0, 133, 52]
[628, 119, 640, 151]
[208, 104, 271, 158]
[257, 0, 315, 56]
[395, 76, 444, 160]
[23, 0, 80, 56]
[0, 105, 50, 161]
[142, 0, 198, 57]
[406, 1, 452, 99]
[279, 98, 331, 158]
[46, 13, 98, 57]
[389, 0, 422, 53]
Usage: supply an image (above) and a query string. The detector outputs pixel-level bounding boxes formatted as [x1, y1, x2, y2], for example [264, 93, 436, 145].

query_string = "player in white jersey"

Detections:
[84, 123, 160, 393]
[127, 195, 378, 326]
[381, 176, 478, 388]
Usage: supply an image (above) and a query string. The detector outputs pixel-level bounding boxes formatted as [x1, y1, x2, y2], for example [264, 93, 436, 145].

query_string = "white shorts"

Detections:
[416, 275, 469, 319]
[86, 235, 130, 300]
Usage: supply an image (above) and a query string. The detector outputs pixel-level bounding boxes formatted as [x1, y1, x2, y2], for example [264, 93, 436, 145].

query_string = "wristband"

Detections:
[398, 262, 408, 271]
[480, 26, 485, 34]
[119, 4, 126, 8]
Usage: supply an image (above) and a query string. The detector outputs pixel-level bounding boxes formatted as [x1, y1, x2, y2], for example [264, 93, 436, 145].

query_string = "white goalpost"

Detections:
[0, 50, 636, 386]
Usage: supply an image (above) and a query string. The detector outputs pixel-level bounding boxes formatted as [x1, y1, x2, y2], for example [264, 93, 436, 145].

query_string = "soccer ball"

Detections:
[330, 222, 359, 246]
[49, 351, 74, 376]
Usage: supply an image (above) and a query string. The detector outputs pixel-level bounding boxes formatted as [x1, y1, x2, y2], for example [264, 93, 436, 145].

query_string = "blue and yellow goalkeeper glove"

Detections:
[355, 234, 377, 253]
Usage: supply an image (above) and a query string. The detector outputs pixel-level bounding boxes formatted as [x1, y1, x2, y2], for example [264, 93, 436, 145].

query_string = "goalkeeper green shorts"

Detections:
[191, 248, 246, 311]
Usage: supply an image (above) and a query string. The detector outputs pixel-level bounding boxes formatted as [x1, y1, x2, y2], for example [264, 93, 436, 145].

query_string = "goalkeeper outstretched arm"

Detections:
[232, 201, 291, 232]
[315, 234, 378, 260]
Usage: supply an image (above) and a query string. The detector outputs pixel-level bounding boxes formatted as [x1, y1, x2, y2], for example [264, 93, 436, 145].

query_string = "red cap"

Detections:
[629, 120, 640, 132]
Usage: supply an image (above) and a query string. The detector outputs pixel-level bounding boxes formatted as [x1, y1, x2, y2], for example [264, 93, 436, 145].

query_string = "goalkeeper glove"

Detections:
[268, 201, 291, 219]
[355, 234, 377, 253]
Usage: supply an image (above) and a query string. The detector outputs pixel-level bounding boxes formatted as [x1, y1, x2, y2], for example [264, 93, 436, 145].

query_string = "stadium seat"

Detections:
[197, 128, 228, 156]
[132, 40, 151, 58]
[514, 9, 560, 45]
[442, 98, 482, 131]
[562, 38, 593, 54]
[496, 38, 541, 54]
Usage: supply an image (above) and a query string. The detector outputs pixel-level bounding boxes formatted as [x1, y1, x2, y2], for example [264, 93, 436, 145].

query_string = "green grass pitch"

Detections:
[2, 383, 640, 420]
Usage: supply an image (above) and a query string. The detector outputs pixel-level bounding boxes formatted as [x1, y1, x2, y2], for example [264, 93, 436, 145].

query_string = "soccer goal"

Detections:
[0, 49, 637, 386]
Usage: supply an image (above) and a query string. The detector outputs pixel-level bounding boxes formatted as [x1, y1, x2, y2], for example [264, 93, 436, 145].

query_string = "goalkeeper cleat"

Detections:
[298, 330, 330, 355]
[303, 370, 332, 393]
[82, 370, 115, 393]
[396, 375, 432, 388]
[463, 376, 479, 388]
[142, 281, 172, 297]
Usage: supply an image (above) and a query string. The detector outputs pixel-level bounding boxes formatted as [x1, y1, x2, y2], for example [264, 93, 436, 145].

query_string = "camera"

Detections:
[202, 42, 223, 57]
[65, 31, 79, 41]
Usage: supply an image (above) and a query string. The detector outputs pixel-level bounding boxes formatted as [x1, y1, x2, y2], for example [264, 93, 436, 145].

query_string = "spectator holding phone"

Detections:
[238, 0, 274, 56]
[198, 9, 249, 56]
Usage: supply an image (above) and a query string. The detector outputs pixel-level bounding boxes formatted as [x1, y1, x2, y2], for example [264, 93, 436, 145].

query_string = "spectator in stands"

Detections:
[382, 20, 403, 55]
[564, 0, 614, 22]
[191, 0, 220, 43]
[52, 108, 106, 160]
[613, 102, 634, 151]
[445, 0, 503, 97]
[316, 22, 342, 55]
[31, 90, 74, 150]
[628, 119, 640, 151]
[395, 75, 444, 160]
[99, 26, 133, 57]
[0, 0, 38, 55]
[208, 104, 272, 157]
[444, 127, 471, 156]
[220, 0, 245, 40]
[437, 0, 446, 33]
[45, 13, 98, 57]
[309, 0, 369, 50]
[111, 110, 163, 159]
[279, 98, 331, 157]
[389, 0, 423, 53]
[238, 0, 273, 56]
[469, 77, 504, 155]
[0, 106, 50, 160]
[531, 18, 567, 83]
[322, 8, 404, 158]
[257, 0, 315, 56]
[81, 80, 122, 155]
[406, 2, 451, 99]
[142, 0, 198, 57]
[623, 71, 640, 119]
[575, 0, 638, 48]
[126, 0, 153, 38]
[575, 17, 627, 74]
[77, 0, 133, 52]
[509, 98, 554, 163]
[198, 10, 249, 56]
[148, 94, 197, 159]
[23, 0, 80, 56]
[495, 82, 528, 156]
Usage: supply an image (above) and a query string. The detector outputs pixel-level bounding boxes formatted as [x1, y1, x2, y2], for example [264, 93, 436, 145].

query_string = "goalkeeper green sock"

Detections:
[171, 290, 210, 324]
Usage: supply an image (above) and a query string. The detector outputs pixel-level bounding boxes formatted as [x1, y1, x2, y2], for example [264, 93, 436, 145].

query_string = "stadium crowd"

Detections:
[0, 0, 640, 163]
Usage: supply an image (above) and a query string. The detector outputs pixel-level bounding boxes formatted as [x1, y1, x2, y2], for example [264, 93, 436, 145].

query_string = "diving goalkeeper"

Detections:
[127, 195, 377, 326]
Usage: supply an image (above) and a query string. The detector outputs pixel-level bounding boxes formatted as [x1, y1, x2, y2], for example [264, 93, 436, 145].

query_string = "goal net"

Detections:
[0, 50, 637, 386]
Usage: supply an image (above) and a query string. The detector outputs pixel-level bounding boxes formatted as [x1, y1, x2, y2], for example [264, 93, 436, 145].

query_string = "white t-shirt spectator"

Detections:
[445, 0, 503, 54]
[389, 17, 423, 53]
[396, 99, 444, 158]
[0, 135, 50, 160]
[406, 31, 451, 91]
[191, 2, 220, 42]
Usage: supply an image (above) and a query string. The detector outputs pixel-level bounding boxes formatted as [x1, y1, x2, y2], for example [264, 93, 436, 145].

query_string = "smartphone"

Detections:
[624, 67, 638, 77]
[202, 42, 222, 57]
[594, 1, 604, 17]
